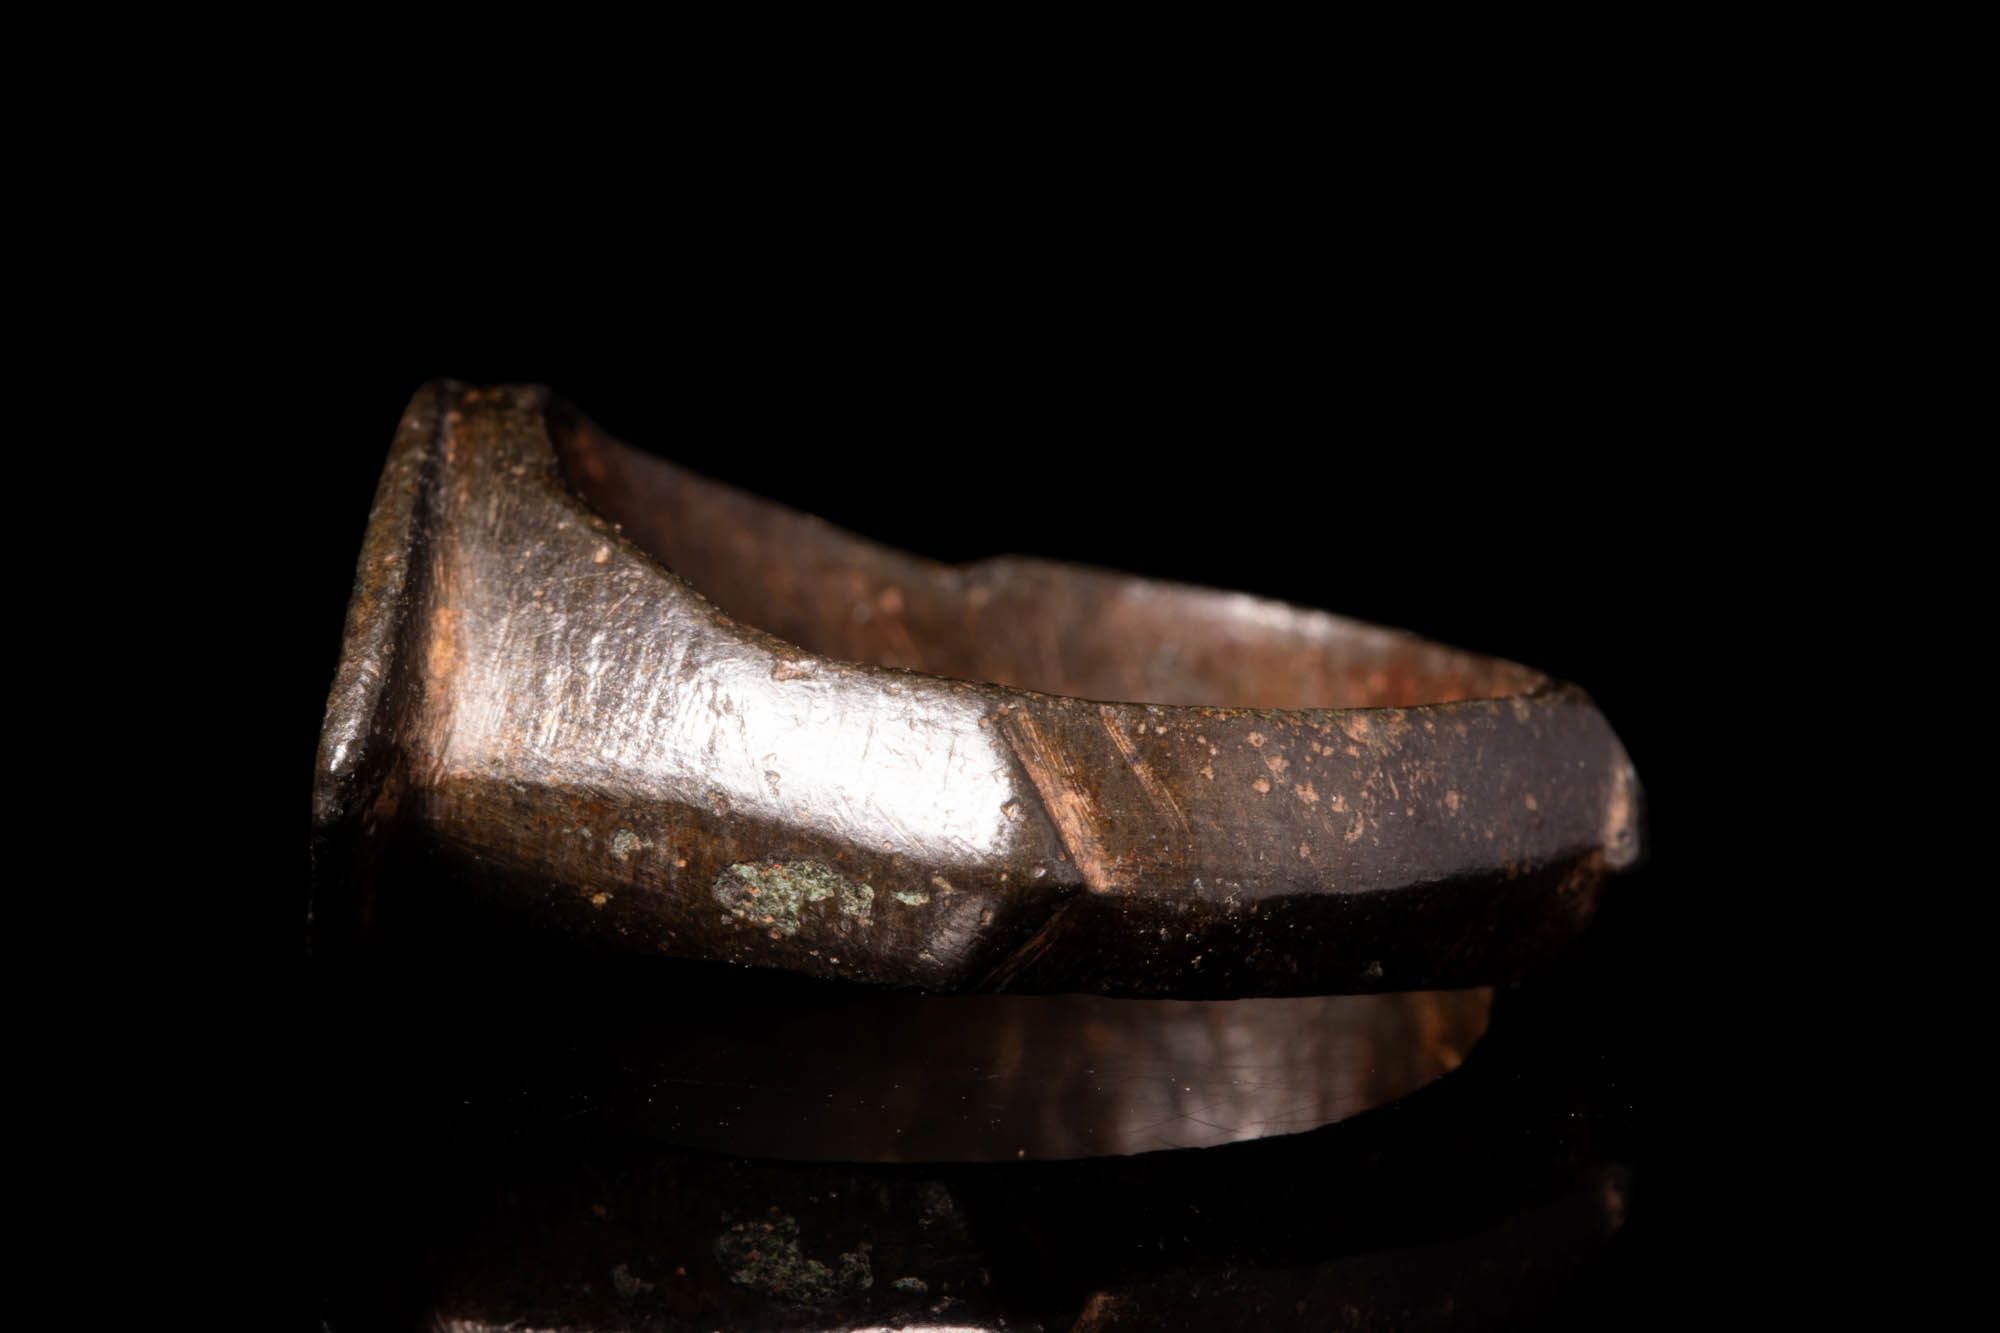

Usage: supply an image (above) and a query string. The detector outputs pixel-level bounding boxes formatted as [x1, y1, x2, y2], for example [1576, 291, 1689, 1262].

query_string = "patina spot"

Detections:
[715, 1209, 872, 1304]
[714, 861, 875, 936]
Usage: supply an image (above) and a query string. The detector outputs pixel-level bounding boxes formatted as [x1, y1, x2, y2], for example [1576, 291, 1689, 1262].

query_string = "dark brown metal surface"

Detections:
[313, 381, 1642, 995]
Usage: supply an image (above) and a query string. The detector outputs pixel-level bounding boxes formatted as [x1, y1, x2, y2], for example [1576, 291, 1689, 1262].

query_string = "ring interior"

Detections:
[548, 407, 1543, 711]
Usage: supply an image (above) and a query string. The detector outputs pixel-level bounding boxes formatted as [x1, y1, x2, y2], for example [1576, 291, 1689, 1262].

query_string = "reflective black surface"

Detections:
[308, 867, 1647, 1329]
[306, 348, 1668, 1328]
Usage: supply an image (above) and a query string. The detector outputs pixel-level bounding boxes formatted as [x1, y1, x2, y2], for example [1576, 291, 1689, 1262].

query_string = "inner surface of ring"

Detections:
[550, 409, 1542, 710]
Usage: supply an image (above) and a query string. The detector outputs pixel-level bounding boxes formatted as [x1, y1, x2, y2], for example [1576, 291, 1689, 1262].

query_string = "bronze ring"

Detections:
[312, 382, 1642, 998]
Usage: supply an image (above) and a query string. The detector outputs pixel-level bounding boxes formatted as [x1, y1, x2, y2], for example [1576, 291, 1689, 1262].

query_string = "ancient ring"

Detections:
[312, 382, 1642, 997]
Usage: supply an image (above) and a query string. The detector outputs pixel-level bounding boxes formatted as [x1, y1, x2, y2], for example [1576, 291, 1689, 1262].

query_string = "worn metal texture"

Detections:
[312, 381, 1643, 995]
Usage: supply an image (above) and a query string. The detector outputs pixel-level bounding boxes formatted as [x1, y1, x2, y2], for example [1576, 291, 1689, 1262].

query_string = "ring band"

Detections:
[313, 382, 1642, 995]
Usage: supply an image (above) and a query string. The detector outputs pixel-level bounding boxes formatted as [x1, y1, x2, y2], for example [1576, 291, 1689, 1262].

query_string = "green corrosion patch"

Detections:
[893, 889, 930, 906]
[715, 1209, 872, 1304]
[714, 861, 874, 936]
